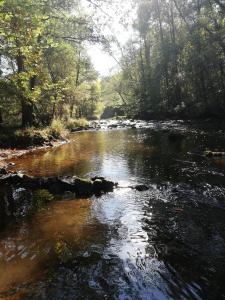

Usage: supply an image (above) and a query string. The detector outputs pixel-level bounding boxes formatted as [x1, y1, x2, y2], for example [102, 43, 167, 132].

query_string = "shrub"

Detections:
[49, 118, 67, 138]
[66, 118, 88, 130]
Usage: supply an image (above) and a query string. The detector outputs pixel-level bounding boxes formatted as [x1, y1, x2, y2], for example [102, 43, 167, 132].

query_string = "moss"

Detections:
[33, 189, 54, 209]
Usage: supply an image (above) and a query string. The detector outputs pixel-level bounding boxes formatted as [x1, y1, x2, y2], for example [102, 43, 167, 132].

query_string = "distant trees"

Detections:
[1, 0, 224, 124]
[112, 0, 225, 119]
[0, 0, 103, 127]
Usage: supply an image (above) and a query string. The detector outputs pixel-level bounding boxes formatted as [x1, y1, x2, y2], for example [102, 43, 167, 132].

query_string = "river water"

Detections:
[1, 121, 225, 299]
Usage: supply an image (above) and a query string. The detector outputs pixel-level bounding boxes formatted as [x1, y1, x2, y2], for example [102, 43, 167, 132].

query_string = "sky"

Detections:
[83, 0, 135, 77]
[87, 45, 118, 77]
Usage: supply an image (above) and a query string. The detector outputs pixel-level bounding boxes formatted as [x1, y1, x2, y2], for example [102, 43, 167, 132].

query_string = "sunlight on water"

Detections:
[2, 125, 225, 299]
[0, 199, 95, 298]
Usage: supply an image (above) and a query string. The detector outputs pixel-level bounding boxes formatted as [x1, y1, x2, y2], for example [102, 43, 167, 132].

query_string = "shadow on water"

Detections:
[1, 121, 225, 299]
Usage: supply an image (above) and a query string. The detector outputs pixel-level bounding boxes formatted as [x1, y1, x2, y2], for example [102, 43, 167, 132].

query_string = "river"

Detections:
[1, 121, 225, 299]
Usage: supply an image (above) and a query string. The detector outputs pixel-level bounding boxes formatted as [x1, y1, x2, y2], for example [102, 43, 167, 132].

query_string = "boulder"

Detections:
[93, 179, 104, 195]
[92, 178, 115, 195]
[91, 176, 105, 181]
[42, 177, 74, 194]
[71, 127, 84, 132]
[100, 179, 115, 192]
[73, 177, 93, 197]
[108, 124, 118, 129]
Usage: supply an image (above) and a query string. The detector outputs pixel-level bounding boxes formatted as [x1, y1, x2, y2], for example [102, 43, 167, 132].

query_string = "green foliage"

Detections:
[0, 0, 101, 127]
[33, 189, 54, 209]
[66, 118, 88, 130]
[109, 0, 225, 119]
[49, 118, 67, 138]
[0, 124, 68, 148]
[94, 101, 105, 119]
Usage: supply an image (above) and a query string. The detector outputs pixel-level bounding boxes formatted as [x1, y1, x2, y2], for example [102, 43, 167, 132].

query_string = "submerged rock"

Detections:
[135, 184, 149, 191]
[168, 132, 186, 142]
[205, 151, 225, 158]
[0, 167, 7, 175]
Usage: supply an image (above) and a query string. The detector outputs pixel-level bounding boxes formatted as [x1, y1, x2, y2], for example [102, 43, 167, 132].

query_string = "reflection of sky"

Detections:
[100, 154, 131, 181]
[92, 189, 169, 300]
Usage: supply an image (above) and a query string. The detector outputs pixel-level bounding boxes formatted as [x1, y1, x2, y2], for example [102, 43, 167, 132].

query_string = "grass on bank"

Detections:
[0, 118, 88, 149]
[66, 118, 89, 130]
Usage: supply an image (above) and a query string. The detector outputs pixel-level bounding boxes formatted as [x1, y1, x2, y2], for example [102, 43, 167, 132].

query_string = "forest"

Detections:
[104, 0, 225, 119]
[0, 0, 224, 130]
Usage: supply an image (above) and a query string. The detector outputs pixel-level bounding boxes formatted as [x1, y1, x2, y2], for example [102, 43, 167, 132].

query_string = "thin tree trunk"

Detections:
[16, 54, 34, 127]
[21, 99, 34, 127]
[0, 107, 3, 126]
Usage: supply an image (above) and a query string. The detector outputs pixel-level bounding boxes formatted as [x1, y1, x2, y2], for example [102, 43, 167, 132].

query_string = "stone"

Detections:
[100, 179, 115, 192]
[0, 170, 116, 197]
[73, 177, 93, 197]
[205, 151, 225, 157]
[93, 179, 104, 195]
[0, 167, 7, 175]
[135, 184, 149, 191]
[91, 176, 105, 181]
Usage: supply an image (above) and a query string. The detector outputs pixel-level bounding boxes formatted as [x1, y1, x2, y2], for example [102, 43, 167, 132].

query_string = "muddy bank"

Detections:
[0, 139, 68, 169]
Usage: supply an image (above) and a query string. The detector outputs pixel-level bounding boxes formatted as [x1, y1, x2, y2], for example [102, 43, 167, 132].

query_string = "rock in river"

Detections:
[135, 184, 149, 191]
[0, 171, 116, 198]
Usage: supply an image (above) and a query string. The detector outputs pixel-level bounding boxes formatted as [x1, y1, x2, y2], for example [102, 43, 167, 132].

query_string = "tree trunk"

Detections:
[16, 54, 35, 127]
[0, 107, 3, 126]
[21, 99, 34, 127]
[70, 104, 74, 118]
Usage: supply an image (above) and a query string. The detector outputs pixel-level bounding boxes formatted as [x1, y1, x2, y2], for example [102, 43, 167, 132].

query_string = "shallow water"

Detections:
[1, 122, 225, 299]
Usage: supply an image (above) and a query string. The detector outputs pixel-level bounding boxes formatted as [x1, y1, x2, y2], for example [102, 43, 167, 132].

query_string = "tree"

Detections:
[0, 0, 101, 126]
[106, 0, 225, 119]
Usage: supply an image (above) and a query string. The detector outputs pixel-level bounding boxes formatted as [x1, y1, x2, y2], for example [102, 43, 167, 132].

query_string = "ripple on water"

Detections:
[2, 123, 225, 299]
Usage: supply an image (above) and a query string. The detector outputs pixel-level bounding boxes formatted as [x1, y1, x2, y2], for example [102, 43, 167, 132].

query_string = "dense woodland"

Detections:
[0, 0, 104, 128]
[106, 0, 225, 119]
[0, 0, 225, 128]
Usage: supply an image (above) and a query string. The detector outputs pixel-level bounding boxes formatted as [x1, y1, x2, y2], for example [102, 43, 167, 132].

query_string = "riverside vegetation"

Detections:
[0, 0, 224, 130]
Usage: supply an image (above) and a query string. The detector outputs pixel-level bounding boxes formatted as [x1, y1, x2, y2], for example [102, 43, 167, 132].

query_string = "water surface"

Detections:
[1, 122, 225, 299]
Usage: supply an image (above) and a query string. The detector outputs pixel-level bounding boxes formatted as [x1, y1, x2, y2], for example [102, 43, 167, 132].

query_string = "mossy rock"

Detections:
[33, 189, 54, 208]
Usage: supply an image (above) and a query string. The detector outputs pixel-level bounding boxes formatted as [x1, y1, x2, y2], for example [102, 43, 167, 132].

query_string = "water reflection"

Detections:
[0, 199, 106, 299]
[2, 123, 225, 299]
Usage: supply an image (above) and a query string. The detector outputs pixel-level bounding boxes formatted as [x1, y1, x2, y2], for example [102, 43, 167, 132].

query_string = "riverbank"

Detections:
[0, 139, 68, 169]
[0, 119, 71, 168]
[0, 119, 224, 167]
[0, 119, 156, 168]
[0, 119, 145, 167]
[1, 118, 225, 168]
